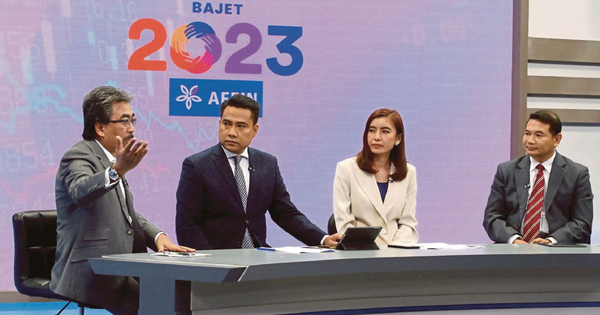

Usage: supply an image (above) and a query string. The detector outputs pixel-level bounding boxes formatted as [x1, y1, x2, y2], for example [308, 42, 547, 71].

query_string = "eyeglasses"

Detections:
[109, 118, 137, 128]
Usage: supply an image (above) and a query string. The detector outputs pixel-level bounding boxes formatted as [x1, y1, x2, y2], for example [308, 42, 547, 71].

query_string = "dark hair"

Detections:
[220, 94, 260, 125]
[356, 108, 408, 182]
[81, 86, 133, 140]
[527, 109, 562, 137]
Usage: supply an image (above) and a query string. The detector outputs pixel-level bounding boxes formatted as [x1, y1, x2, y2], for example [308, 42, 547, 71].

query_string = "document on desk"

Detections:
[152, 251, 211, 257]
[257, 246, 335, 254]
[389, 243, 484, 250]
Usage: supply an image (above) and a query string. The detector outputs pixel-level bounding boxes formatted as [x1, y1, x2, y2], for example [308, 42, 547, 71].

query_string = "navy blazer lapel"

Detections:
[88, 140, 132, 227]
[516, 156, 530, 221]
[546, 152, 566, 210]
[212, 145, 245, 210]
[246, 148, 261, 211]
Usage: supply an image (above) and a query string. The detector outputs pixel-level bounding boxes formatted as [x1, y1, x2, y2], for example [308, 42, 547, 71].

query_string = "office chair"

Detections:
[12, 210, 101, 315]
[327, 213, 337, 235]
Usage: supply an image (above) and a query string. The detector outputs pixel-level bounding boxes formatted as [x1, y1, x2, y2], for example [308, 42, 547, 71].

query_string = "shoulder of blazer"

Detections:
[248, 147, 276, 166]
[403, 162, 416, 181]
[497, 154, 529, 172]
[184, 144, 222, 164]
[338, 156, 358, 171]
[555, 151, 581, 169]
[62, 140, 104, 164]
[84, 139, 105, 156]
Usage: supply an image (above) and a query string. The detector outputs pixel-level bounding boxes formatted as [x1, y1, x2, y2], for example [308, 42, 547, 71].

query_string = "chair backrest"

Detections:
[327, 214, 337, 235]
[12, 210, 63, 299]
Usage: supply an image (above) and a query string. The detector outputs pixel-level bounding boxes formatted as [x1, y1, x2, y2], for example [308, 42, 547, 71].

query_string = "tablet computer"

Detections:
[336, 226, 382, 250]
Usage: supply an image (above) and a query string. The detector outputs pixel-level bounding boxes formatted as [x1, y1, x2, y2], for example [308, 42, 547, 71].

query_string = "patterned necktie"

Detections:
[523, 164, 545, 243]
[234, 155, 254, 248]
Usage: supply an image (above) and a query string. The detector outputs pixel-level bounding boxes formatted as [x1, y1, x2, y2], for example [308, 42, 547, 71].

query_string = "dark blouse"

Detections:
[377, 182, 389, 202]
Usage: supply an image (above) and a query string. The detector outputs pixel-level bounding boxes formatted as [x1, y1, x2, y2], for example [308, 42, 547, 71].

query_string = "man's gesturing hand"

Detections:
[112, 136, 148, 176]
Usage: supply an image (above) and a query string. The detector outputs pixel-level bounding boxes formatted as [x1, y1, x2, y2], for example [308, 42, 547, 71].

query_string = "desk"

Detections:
[88, 244, 600, 314]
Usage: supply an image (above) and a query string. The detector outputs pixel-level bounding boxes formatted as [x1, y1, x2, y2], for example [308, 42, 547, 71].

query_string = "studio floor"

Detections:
[0, 302, 109, 314]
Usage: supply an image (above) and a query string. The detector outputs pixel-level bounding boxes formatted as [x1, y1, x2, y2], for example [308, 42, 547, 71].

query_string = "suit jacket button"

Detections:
[245, 219, 249, 224]
[127, 230, 132, 235]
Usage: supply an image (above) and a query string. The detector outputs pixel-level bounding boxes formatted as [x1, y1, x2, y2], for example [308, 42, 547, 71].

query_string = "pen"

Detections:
[256, 247, 276, 251]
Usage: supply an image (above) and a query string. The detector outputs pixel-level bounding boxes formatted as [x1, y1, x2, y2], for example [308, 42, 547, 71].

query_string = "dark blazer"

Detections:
[176, 144, 326, 249]
[51, 140, 160, 308]
[483, 152, 593, 244]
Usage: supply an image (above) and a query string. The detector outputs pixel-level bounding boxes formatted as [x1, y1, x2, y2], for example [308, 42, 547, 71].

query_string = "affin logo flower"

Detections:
[175, 85, 202, 110]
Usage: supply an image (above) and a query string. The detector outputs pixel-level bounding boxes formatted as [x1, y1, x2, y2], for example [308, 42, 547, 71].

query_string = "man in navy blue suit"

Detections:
[175, 94, 341, 249]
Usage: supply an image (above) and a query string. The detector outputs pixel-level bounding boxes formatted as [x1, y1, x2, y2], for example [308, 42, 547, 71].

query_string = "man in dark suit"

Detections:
[483, 110, 593, 244]
[51, 86, 193, 315]
[176, 94, 341, 249]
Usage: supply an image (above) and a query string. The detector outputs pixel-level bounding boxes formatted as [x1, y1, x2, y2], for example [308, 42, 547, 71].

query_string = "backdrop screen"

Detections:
[0, 1, 513, 290]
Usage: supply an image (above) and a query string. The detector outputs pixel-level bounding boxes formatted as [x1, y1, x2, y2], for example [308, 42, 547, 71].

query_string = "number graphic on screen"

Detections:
[225, 23, 262, 74]
[170, 22, 222, 74]
[266, 26, 303, 76]
[127, 19, 303, 75]
[128, 18, 167, 71]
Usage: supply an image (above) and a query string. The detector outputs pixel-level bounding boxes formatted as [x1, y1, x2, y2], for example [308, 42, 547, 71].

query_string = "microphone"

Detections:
[388, 178, 394, 184]
[248, 165, 255, 172]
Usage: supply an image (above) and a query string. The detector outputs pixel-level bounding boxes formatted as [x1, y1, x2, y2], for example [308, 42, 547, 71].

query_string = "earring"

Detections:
[394, 141, 400, 146]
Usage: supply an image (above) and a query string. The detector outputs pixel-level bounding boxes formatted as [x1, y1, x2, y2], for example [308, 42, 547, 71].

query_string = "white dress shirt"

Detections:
[508, 152, 557, 244]
[222, 146, 250, 193]
[95, 140, 164, 243]
[221, 146, 328, 245]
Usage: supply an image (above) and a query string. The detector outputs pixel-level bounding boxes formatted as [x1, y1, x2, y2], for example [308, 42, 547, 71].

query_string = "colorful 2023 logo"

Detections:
[128, 18, 303, 76]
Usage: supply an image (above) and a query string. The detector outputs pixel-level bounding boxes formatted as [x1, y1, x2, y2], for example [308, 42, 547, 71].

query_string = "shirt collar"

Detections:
[95, 140, 116, 164]
[221, 145, 249, 160]
[529, 151, 556, 173]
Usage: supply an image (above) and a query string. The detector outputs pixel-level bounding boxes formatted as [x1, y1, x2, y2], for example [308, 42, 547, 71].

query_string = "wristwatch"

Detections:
[108, 167, 120, 182]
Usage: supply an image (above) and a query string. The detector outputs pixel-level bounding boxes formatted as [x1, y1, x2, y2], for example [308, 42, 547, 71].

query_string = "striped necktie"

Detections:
[523, 164, 545, 243]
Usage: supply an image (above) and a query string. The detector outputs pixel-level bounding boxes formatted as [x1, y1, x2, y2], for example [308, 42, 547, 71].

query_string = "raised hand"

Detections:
[112, 136, 149, 176]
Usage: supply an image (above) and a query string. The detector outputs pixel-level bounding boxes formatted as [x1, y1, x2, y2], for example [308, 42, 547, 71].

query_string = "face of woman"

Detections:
[367, 117, 400, 157]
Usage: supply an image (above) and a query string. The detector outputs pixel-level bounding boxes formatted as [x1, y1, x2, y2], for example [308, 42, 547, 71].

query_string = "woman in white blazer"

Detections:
[333, 108, 417, 246]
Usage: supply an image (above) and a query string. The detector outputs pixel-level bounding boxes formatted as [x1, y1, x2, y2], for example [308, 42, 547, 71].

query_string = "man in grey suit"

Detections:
[51, 86, 194, 315]
[483, 110, 593, 244]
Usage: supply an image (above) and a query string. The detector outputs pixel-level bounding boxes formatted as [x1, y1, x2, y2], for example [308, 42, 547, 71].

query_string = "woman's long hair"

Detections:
[356, 109, 408, 181]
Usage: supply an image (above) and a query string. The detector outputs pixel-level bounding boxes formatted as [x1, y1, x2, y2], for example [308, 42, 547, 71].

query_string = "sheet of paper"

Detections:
[152, 251, 211, 257]
[389, 243, 484, 250]
[258, 246, 334, 254]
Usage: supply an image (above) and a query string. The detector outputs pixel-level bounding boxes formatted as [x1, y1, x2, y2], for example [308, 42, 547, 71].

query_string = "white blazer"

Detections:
[333, 157, 418, 246]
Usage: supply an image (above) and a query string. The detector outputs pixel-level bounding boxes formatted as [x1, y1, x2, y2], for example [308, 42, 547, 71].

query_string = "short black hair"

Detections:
[220, 94, 260, 125]
[527, 109, 562, 137]
[81, 86, 133, 140]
